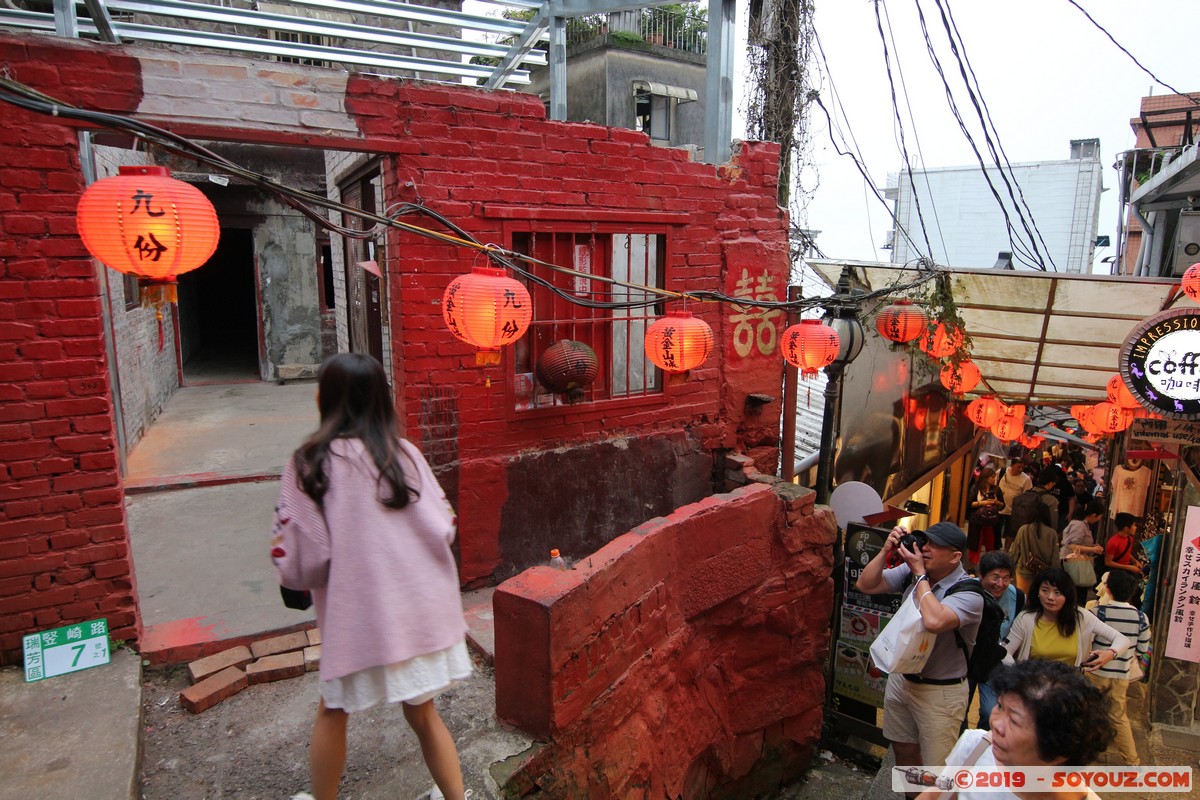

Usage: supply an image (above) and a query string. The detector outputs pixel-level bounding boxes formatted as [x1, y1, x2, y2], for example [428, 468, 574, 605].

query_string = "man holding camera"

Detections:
[856, 522, 983, 776]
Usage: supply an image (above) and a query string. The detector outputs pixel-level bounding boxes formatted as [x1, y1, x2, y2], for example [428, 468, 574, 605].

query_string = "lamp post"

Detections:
[814, 268, 865, 504]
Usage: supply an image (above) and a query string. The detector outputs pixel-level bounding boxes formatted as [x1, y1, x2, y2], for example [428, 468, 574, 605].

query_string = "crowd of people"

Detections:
[857, 443, 1156, 797]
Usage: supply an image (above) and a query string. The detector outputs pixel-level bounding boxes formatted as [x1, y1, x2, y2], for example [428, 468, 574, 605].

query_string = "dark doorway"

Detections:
[177, 228, 259, 383]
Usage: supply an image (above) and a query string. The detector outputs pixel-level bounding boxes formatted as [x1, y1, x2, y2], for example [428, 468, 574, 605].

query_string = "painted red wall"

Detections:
[0, 33, 790, 660]
[0, 38, 145, 663]
[348, 79, 791, 581]
[494, 478, 835, 796]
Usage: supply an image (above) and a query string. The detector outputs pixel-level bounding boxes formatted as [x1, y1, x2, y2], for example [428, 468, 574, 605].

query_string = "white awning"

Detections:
[808, 260, 1180, 406]
[632, 80, 698, 103]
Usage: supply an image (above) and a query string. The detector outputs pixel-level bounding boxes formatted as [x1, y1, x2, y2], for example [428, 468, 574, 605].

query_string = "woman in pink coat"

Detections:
[271, 353, 470, 800]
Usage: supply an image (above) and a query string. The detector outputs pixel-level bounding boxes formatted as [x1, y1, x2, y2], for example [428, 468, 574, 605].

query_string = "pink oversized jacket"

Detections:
[270, 437, 466, 681]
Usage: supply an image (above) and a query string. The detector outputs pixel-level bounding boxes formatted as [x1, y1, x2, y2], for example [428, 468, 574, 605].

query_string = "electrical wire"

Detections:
[880, 0, 950, 262]
[811, 31, 897, 255]
[1066, 0, 1200, 107]
[910, 0, 1046, 270]
[0, 74, 942, 314]
[930, 0, 1058, 271]
[872, 0, 935, 259]
[808, 90, 928, 261]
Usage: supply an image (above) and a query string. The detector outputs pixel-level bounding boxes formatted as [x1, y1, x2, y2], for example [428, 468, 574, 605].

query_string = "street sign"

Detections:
[22, 618, 111, 682]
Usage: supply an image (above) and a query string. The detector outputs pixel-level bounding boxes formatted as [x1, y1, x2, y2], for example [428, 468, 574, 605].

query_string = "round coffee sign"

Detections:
[1120, 307, 1200, 419]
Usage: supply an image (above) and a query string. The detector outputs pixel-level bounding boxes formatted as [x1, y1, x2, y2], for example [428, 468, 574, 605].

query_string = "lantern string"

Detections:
[1, 76, 941, 315]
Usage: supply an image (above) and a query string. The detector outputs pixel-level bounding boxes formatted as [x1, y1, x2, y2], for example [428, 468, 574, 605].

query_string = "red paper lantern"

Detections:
[1076, 406, 1104, 435]
[1093, 401, 1134, 434]
[782, 319, 840, 378]
[1070, 404, 1090, 422]
[442, 266, 532, 365]
[939, 360, 982, 394]
[965, 396, 1002, 427]
[992, 415, 1021, 442]
[918, 323, 965, 359]
[1016, 432, 1046, 450]
[875, 298, 928, 343]
[1183, 263, 1200, 304]
[997, 403, 1027, 428]
[644, 311, 714, 373]
[536, 340, 599, 393]
[1106, 374, 1140, 409]
[77, 165, 219, 284]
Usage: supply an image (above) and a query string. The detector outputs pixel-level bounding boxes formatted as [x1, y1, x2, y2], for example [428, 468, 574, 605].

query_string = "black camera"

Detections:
[899, 531, 927, 552]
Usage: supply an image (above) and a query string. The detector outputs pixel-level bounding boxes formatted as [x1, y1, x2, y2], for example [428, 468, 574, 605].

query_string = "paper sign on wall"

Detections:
[1166, 508, 1200, 663]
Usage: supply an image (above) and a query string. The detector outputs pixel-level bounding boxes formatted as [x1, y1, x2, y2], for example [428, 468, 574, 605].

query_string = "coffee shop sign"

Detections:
[1121, 308, 1200, 419]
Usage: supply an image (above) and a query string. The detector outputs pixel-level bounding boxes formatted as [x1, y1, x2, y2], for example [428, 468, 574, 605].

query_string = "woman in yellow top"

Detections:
[1004, 568, 1131, 669]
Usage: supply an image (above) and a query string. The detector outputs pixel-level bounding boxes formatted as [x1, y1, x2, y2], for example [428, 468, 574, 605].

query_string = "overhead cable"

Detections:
[0, 75, 942, 315]
[1066, 0, 1200, 107]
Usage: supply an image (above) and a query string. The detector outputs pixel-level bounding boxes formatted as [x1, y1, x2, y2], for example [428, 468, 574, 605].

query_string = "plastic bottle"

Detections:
[549, 549, 568, 570]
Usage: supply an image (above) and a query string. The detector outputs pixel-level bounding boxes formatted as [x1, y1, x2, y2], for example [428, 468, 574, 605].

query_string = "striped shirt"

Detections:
[1090, 601, 1150, 680]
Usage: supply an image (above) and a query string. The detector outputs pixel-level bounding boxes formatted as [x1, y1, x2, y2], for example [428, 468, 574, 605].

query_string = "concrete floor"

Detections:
[125, 381, 320, 659]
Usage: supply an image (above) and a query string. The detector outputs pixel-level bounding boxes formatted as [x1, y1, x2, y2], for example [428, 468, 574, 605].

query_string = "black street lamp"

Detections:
[815, 268, 865, 505]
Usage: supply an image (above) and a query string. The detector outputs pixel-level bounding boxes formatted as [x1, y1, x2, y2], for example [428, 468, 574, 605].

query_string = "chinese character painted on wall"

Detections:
[729, 268, 781, 358]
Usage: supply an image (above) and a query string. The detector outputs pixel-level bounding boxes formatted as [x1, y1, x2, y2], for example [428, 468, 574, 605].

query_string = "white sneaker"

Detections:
[289, 794, 315, 800]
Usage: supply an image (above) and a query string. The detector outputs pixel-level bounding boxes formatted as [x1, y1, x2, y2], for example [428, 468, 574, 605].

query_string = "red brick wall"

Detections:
[0, 33, 789, 659]
[0, 37, 144, 663]
[493, 477, 835, 797]
[345, 77, 790, 581]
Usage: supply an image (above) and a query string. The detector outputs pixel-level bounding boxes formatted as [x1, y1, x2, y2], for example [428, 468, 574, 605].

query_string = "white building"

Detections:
[884, 139, 1104, 273]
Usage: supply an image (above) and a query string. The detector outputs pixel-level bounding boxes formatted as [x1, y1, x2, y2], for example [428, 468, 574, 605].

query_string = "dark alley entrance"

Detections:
[178, 227, 260, 383]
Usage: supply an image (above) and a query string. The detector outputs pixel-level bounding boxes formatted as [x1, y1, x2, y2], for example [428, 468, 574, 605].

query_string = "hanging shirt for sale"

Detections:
[1109, 464, 1150, 519]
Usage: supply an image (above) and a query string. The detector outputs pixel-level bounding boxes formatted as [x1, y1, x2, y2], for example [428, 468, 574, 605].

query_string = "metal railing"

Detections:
[0, 0, 547, 85]
[566, 7, 707, 55]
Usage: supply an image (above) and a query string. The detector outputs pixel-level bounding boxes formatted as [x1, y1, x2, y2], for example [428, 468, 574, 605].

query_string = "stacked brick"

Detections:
[180, 629, 321, 713]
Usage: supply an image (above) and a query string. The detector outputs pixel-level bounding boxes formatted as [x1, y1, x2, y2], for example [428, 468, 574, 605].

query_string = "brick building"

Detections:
[0, 28, 798, 660]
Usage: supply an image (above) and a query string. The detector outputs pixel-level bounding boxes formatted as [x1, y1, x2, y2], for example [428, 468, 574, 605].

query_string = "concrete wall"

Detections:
[527, 38, 707, 149]
[248, 192, 322, 380]
[889, 157, 1103, 273]
[495, 476, 835, 796]
[0, 33, 789, 661]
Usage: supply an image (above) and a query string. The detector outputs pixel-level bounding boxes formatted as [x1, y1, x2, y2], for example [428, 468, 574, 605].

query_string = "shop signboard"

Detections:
[1132, 418, 1200, 447]
[1120, 308, 1200, 420]
[835, 524, 902, 709]
[1166, 507, 1200, 663]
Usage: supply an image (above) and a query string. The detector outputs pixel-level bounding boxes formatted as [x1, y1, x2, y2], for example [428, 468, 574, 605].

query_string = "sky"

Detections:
[742, 0, 1196, 270]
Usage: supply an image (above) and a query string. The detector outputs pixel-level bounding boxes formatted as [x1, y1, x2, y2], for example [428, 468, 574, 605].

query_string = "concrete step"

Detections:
[463, 586, 497, 665]
[0, 648, 142, 799]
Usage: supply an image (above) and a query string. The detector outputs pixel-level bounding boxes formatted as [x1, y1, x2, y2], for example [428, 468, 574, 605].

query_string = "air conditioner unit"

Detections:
[1171, 211, 1200, 275]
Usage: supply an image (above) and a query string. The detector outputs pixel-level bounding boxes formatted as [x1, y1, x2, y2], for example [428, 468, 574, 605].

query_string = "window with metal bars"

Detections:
[510, 228, 667, 410]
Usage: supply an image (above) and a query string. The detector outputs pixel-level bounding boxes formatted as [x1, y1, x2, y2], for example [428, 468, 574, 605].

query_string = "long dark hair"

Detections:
[1027, 567, 1078, 637]
[294, 353, 417, 509]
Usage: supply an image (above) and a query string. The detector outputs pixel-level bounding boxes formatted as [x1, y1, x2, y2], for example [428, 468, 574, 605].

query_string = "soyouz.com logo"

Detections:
[1121, 307, 1200, 419]
[894, 766, 1192, 793]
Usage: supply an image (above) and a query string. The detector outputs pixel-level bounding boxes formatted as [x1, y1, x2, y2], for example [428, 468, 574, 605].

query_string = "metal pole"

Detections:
[780, 285, 801, 481]
[815, 362, 844, 504]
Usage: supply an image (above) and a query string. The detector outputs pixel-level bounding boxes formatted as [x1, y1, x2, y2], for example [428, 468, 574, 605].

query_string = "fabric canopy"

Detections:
[807, 260, 1180, 406]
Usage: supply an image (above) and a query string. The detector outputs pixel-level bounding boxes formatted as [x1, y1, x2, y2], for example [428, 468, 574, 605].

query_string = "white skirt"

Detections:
[319, 639, 473, 713]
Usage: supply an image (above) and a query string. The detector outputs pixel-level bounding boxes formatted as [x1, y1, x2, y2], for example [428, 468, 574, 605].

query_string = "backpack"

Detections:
[1008, 489, 1044, 532]
[944, 579, 1007, 684]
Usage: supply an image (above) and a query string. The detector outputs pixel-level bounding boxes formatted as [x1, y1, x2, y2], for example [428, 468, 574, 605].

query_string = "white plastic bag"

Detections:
[869, 593, 935, 674]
